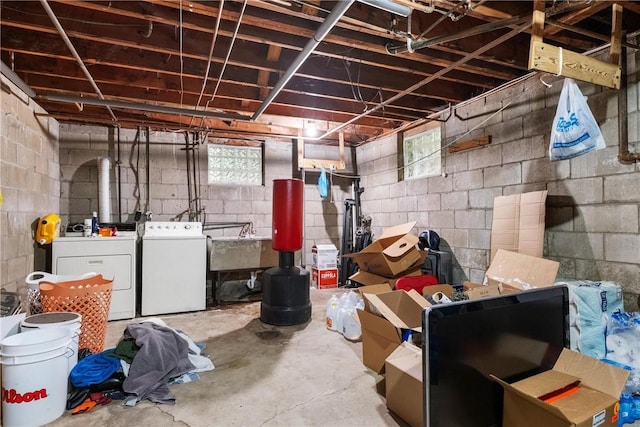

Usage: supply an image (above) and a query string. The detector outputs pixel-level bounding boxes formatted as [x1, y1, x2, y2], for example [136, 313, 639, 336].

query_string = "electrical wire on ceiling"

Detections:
[189, 0, 225, 128]
[343, 57, 366, 110]
[199, 0, 249, 130]
[314, 20, 531, 142]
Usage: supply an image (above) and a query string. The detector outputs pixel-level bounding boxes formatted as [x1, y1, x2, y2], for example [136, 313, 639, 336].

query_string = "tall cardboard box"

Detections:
[344, 222, 425, 278]
[491, 190, 547, 261]
[385, 342, 423, 427]
[492, 348, 630, 427]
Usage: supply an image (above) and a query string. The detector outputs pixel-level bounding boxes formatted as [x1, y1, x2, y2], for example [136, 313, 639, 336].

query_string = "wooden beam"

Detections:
[544, 2, 613, 36]
[257, 45, 282, 100]
[528, 1, 621, 89]
[618, 0, 640, 15]
[448, 136, 491, 153]
[528, 0, 546, 70]
[297, 130, 346, 170]
[530, 41, 621, 89]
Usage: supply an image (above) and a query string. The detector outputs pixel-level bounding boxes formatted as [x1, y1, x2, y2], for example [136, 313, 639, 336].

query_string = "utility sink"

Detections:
[208, 237, 280, 271]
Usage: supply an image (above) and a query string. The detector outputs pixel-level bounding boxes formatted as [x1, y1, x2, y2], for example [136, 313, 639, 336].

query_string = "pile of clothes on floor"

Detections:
[67, 318, 214, 414]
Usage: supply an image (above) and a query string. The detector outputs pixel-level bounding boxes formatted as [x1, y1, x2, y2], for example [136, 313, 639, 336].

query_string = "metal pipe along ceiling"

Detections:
[40, 94, 251, 121]
[251, 0, 356, 121]
[39, 0, 117, 122]
[358, 0, 412, 16]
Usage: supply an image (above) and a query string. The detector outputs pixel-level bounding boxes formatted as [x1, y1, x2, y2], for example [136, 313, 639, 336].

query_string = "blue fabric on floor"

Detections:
[70, 351, 121, 387]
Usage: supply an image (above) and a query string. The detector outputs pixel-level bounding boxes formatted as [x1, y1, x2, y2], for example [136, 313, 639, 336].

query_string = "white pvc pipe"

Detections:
[97, 157, 111, 224]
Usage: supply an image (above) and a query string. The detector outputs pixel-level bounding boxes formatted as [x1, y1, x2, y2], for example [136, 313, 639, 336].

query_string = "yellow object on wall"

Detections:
[36, 213, 61, 245]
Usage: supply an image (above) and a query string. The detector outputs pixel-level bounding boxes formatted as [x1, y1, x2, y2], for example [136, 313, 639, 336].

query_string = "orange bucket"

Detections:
[38, 274, 113, 354]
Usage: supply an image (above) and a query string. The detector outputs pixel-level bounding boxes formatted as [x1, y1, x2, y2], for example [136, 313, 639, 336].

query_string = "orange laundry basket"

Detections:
[38, 274, 113, 355]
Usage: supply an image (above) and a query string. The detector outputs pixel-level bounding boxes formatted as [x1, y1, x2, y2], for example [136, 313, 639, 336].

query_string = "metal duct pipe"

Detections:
[117, 127, 122, 222]
[39, 0, 117, 122]
[251, 0, 355, 120]
[97, 157, 112, 224]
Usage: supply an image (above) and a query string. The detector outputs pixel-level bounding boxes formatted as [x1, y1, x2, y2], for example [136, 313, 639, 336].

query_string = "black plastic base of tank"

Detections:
[260, 265, 311, 326]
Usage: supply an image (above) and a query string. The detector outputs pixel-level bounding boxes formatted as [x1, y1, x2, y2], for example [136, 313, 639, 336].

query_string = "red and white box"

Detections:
[312, 268, 338, 289]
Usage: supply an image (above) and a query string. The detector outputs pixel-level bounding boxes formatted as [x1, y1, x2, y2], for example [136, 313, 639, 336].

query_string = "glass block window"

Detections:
[207, 144, 263, 185]
[403, 125, 442, 180]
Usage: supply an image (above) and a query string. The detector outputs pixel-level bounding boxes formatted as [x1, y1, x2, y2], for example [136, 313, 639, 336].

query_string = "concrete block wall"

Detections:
[58, 125, 355, 268]
[0, 74, 60, 292]
[357, 48, 640, 309]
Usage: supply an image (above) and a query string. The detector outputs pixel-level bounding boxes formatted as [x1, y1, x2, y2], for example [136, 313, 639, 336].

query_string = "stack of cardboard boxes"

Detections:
[348, 216, 629, 427]
[345, 221, 427, 288]
[355, 252, 629, 427]
[311, 244, 339, 289]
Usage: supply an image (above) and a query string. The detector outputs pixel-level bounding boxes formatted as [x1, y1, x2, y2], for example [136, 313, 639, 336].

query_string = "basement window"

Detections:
[403, 123, 442, 180]
[207, 144, 263, 185]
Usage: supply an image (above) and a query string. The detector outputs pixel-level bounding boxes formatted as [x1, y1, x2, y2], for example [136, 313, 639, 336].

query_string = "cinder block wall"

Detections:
[357, 49, 640, 309]
[58, 125, 355, 267]
[0, 74, 60, 292]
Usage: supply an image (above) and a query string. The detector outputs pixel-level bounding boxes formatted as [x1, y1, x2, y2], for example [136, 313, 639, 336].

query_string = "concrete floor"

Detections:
[45, 288, 405, 427]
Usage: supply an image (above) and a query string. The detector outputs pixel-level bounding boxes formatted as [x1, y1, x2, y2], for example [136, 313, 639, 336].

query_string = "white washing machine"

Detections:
[52, 234, 137, 320]
[140, 221, 207, 316]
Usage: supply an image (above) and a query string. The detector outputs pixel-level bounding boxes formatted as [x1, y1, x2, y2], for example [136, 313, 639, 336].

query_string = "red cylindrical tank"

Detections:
[272, 178, 303, 252]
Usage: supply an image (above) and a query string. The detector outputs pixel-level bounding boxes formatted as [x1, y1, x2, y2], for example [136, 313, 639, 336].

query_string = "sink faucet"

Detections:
[239, 222, 255, 238]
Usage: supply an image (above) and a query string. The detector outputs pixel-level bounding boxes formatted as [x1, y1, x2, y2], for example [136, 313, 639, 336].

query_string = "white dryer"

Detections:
[52, 234, 137, 320]
[140, 221, 207, 316]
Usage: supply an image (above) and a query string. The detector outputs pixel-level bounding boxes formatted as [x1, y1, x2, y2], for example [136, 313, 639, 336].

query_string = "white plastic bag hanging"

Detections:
[549, 78, 606, 161]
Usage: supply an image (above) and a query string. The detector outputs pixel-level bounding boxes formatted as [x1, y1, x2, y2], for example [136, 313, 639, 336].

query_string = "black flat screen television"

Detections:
[422, 285, 570, 427]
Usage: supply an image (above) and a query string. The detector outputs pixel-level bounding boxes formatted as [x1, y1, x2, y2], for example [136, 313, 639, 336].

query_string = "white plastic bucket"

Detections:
[1, 327, 71, 427]
[21, 311, 82, 375]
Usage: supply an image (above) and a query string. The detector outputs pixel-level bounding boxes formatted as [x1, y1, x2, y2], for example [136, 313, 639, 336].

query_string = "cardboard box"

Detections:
[385, 342, 423, 427]
[485, 249, 559, 291]
[344, 222, 426, 278]
[463, 281, 504, 300]
[492, 348, 630, 427]
[491, 190, 547, 261]
[357, 288, 430, 373]
[462, 250, 559, 299]
[312, 244, 339, 269]
[311, 267, 338, 289]
[356, 283, 393, 313]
